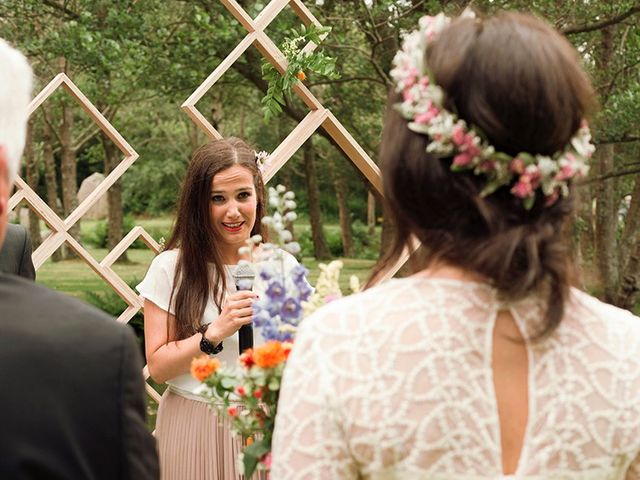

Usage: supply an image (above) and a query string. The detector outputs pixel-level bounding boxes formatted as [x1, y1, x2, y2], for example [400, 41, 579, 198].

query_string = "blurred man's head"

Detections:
[0, 39, 32, 248]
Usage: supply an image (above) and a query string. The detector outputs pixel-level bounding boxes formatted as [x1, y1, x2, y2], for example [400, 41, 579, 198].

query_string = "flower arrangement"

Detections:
[261, 23, 340, 122]
[191, 185, 350, 478]
[389, 12, 595, 209]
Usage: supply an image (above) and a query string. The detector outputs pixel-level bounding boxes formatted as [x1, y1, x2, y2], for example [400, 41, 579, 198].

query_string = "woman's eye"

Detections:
[238, 191, 252, 200]
[211, 195, 225, 203]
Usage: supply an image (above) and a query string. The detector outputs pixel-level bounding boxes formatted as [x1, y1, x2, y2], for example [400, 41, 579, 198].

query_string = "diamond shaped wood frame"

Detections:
[182, 0, 418, 281]
[9, 73, 159, 322]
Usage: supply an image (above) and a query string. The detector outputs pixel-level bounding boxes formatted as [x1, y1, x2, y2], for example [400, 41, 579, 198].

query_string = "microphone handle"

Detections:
[238, 324, 254, 354]
[236, 281, 254, 354]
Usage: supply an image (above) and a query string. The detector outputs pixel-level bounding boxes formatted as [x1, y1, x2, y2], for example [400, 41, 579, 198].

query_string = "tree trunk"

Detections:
[367, 191, 376, 236]
[618, 175, 640, 273]
[60, 100, 80, 258]
[101, 131, 128, 262]
[42, 115, 64, 262]
[593, 143, 619, 302]
[23, 123, 42, 250]
[327, 155, 354, 257]
[617, 240, 640, 310]
[302, 139, 330, 260]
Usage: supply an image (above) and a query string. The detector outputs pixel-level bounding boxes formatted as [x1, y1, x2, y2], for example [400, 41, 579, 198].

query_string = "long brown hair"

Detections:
[369, 12, 595, 339]
[165, 137, 267, 340]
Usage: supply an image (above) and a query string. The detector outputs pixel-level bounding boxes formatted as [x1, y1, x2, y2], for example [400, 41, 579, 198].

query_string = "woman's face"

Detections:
[209, 164, 257, 255]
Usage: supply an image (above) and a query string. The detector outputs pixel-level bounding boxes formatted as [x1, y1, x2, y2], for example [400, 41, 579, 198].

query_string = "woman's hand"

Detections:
[206, 290, 257, 342]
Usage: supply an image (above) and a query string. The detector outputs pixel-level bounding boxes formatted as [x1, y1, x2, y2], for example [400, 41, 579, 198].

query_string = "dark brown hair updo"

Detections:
[370, 12, 596, 339]
[165, 137, 267, 341]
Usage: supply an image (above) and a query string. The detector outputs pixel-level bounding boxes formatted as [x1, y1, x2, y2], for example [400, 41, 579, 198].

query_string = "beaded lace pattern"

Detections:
[271, 277, 640, 479]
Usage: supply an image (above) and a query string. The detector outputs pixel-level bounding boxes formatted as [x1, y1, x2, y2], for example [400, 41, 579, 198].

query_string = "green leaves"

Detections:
[261, 23, 340, 122]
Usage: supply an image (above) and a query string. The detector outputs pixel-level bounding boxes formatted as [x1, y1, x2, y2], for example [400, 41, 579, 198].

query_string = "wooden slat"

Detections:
[182, 33, 256, 108]
[263, 109, 328, 183]
[101, 226, 161, 268]
[27, 73, 65, 115]
[253, 0, 289, 31]
[322, 112, 382, 195]
[64, 152, 138, 228]
[219, 0, 256, 32]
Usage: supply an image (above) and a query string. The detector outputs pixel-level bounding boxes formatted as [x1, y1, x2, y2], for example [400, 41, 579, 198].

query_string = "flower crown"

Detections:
[255, 150, 271, 176]
[389, 12, 595, 209]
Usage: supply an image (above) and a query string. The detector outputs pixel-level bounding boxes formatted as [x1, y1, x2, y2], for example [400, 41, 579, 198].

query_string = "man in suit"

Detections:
[0, 223, 35, 279]
[0, 39, 159, 479]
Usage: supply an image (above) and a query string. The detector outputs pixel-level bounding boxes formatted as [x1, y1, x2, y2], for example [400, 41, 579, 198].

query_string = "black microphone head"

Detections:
[233, 262, 255, 290]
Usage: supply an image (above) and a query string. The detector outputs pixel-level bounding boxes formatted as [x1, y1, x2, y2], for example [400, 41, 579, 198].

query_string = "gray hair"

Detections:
[0, 39, 33, 184]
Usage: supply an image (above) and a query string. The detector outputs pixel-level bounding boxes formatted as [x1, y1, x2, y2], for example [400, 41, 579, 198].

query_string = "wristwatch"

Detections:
[198, 325, 223, 355]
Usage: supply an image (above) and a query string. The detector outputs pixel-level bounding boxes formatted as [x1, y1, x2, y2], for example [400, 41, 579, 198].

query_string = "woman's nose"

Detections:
[226, 202, 240, 217]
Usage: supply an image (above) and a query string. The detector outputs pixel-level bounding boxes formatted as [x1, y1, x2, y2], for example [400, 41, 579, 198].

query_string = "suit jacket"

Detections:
[0, 223, 35, 280]
[0, 274, 159, 480]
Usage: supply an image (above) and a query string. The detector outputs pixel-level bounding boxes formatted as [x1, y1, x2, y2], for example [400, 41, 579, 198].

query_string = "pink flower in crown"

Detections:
[419, 76, 430, 86]
[451, 125, 466, 146]
[511, 178, 534, 199]
[523, 165, 541, 187]
[453, 152, 474, 168]
[544, 190, 560, 207]
[478, 160, 497, 172]
[414, 105, 439, 124]
[556, 153, 577, 181]
[510, 157, 525, 175]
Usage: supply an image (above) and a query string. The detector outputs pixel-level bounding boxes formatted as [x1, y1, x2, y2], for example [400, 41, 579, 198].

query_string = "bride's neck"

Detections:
[415, 261, 488, 284]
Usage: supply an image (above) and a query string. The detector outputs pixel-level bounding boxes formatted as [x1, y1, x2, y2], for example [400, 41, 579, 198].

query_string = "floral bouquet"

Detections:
[191, 185, 355, 478]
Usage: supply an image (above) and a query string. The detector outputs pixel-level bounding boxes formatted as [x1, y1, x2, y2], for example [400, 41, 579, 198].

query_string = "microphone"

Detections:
[233, 263, 255, 355]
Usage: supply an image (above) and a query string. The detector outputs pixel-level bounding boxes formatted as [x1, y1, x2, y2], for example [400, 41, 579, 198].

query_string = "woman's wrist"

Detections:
[203, 324, 222, 344]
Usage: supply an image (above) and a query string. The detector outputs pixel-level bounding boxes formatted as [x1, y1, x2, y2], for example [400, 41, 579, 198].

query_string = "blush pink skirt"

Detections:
[155, 389, 266, 480]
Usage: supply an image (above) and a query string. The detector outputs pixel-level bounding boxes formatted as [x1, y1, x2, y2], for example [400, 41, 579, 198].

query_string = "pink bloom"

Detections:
[324, 294, 340, 303]
[261, 452, 272, 469]
[464, 143, 482, 159]
[451, 125, 466, 146]
[510, 158, 525, 175]
[227, 406, 238, 417]
[544, 190, 560, 207]
[414, 106, 439, 124]
[453, 152, 474, 168]
[511, 180, 534, 199]
[236, 386, 246, 396]
[556, 164, 575, 181]
[478, 160, 496, 172]
[253, 389, 263, 399]
[419, 76, 430, 86]
[402, 88, 413, 102]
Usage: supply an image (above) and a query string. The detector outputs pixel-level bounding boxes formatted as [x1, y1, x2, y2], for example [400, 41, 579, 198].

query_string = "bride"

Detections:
[271, 10, 640, 479]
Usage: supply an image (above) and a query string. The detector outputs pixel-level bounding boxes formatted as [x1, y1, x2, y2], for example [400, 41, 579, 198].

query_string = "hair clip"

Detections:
[255, 150, 271, 176]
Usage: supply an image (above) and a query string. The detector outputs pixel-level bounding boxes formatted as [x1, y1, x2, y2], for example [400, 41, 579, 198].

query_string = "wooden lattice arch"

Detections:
[11, 0, 417, 412]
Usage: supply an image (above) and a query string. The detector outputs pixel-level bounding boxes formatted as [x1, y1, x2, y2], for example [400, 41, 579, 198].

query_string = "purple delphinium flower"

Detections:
[265, 280, 286, 302]
[291, 264, 308, 284]
[280, 297, 302, 322]
[297, 282, 313, 302]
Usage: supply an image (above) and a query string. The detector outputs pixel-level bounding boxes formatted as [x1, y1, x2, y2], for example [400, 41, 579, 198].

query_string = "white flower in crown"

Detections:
[255, 150, 271, 175]
[389, 11, 595, 210]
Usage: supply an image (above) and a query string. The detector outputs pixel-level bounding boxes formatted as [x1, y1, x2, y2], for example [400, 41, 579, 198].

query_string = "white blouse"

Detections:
[271, 277, 640, 479]
[137, 248, 304, 400]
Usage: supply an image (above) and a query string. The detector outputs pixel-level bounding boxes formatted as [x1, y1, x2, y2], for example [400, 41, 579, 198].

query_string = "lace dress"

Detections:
[271, 277, 640, 479]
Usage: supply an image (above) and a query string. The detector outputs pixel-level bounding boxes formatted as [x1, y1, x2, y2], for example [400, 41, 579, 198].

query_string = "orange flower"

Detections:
[253, 389, 263, 399]
[239, 349, 255, 369]
[190, 355, 221, 382]
[228, 406, 238, 417]
[282, 341, 293, 359]
[254, 341, 287, 368]
[246, 436, 254, 446]
[296, 70, 306, 81]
